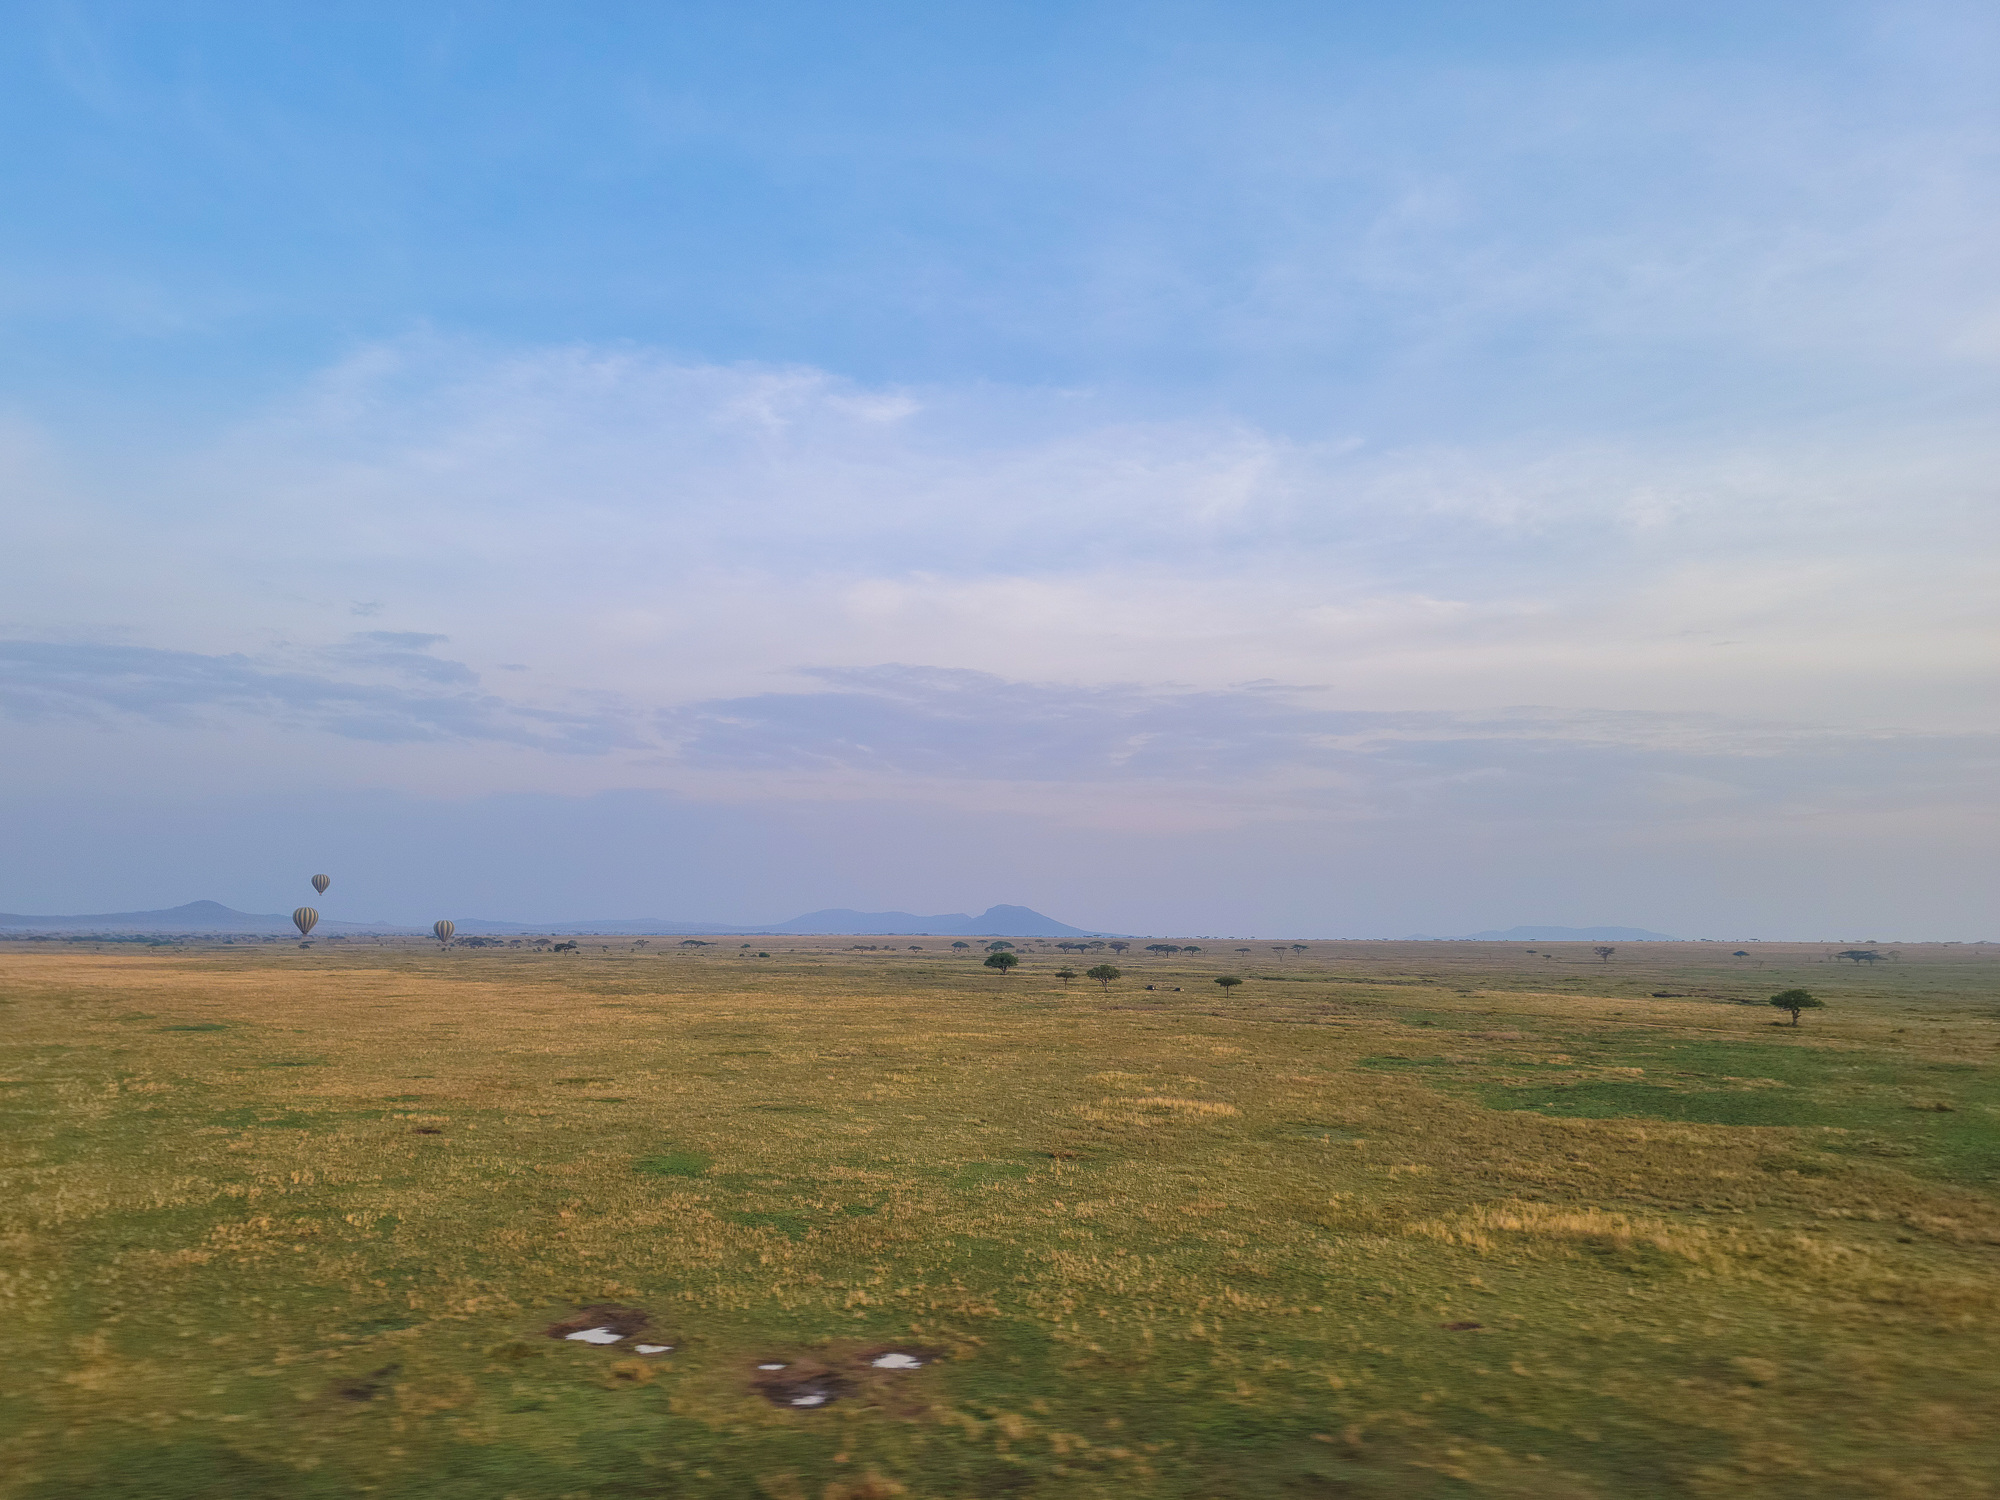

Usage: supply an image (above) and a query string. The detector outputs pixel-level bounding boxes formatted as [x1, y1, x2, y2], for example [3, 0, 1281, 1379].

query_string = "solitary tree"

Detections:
[1108, 942, 1130, 955]
[1214, 976, 1244, 994]
[1291, 944, 1307, 957]
[1836, 949, 1883, 965]
[1235, 947, 1252, 957]
[1085, 963, 1122, 992]
[1769, 988, 1824, 1026]
[1593, 946, 1617, 963]
[1055, 968, 1077, 986]
[984, 951, 1020, 975]
[986, 941, 1015, 952]
[951, 941, 971, 952]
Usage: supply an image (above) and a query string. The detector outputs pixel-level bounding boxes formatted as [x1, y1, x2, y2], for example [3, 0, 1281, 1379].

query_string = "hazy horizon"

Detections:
[3, 4, 1994, 939]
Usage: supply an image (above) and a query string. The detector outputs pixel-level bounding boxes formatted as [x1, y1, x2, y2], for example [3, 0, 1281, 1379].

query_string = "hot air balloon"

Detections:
[293, 907, 319, 938]
[311, 874, 330, 895]
[433, 919, 455, 946]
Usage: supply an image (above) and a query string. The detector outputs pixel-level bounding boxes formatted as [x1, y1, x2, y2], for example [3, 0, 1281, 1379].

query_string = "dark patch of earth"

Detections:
[545, 1304, 651, 1340]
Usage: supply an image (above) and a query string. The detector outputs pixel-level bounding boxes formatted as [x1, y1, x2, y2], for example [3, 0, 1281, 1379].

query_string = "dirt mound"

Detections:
[331, 1363, 399, 1401]
[749, 1345, 946, 1411]
[752, 1358, 850, 1409]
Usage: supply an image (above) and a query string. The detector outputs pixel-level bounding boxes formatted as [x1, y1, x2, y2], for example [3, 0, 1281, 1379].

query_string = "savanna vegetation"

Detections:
[2, 937, 1997, 1498]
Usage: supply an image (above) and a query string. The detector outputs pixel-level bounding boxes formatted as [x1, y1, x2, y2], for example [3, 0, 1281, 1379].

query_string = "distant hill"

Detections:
[0, 900, 408, 934]
[1407, 924, 1676, 942]
[1, 899, 1101, 938]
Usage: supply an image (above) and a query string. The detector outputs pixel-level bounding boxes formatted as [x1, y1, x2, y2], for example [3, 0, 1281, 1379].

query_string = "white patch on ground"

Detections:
[565, 1327, 623, 1344]
[790, 1393, 828, 1407]
[634, 1344, 671, 1355]
[871, 1352, 924, 1369]
[757, 1362, 787, 1370]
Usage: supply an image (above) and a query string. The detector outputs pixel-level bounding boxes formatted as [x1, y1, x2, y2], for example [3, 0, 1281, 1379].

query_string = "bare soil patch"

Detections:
[752, 1357, 849, 1410]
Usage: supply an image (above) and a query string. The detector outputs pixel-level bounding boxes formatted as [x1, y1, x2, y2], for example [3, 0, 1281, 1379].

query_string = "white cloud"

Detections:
[3, 337, 1992, 742]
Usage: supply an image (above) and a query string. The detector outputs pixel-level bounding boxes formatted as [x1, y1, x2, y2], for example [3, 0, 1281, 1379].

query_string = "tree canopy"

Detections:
[983, 952, 1020, 974]
[1769, 988, 1824, 1025]
[1085, 963, 1121, 991]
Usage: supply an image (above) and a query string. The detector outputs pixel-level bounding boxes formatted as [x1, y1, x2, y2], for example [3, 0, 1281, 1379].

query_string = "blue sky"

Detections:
[2, 2, 1995, 935]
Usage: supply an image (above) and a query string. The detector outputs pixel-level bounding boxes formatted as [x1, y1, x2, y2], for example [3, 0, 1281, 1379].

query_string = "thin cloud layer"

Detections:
[663, 664, 1998, 827]
[0, 638, 622, 751]
[15, 339, 1996, 733]
[7, 638, 1989, 844]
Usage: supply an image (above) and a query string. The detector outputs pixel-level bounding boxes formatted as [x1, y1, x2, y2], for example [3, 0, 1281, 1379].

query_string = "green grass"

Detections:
[2, 938, 1998, 1498]
[633, 1150, 714, 1177]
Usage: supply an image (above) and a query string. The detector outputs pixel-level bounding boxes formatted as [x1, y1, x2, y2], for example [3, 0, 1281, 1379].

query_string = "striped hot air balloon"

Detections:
[433, 919, 455, 945]
[293, 907, 319, 938]
[311, 874, 330, 895]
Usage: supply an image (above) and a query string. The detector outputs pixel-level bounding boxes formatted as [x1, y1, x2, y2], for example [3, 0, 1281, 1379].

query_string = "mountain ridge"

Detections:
[0, 899, 1103, 937]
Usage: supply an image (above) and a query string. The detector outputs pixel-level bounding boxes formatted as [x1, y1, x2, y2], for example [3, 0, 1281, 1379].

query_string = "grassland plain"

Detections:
[1, 938, 1997, 1499]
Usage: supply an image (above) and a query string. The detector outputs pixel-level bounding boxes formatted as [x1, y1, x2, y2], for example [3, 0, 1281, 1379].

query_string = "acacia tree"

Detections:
[986, 941, 1015, 952]
[1107, 942, 1130, 956]
[1085, 963, 1122, 992]
[1769, 988, 1824, 1026]
[951, 941, 971, 953]
[984, 951, 1020, 975]
[1055, 968, 1077, 986]
[1291, 944, 1307, 957]
[1593, 946, 1617, 962]
[1214, 976, 1243, 994]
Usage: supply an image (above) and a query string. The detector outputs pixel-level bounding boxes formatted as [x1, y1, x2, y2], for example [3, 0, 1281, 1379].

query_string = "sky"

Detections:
[2, 1, 1996, 937]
